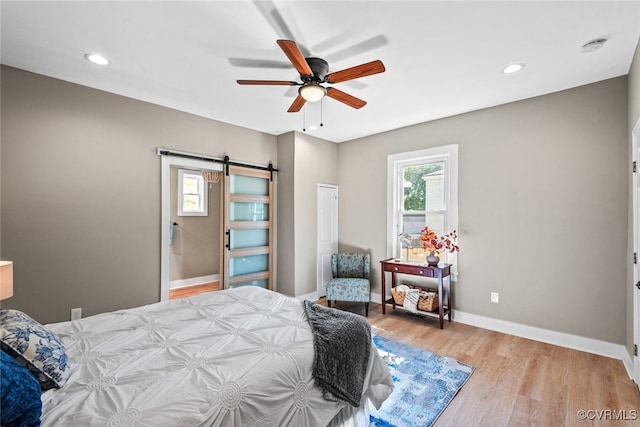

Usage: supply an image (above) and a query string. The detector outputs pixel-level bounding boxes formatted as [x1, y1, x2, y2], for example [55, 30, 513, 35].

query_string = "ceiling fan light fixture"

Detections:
[299, 84, 326, 102]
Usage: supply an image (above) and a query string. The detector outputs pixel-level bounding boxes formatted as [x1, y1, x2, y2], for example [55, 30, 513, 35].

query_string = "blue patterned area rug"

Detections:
[370, 335, 474, 427]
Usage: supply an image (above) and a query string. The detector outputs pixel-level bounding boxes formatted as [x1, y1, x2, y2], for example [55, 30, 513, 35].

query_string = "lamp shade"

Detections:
[0, 261, 14, 300]
[299, 84, 326, 102]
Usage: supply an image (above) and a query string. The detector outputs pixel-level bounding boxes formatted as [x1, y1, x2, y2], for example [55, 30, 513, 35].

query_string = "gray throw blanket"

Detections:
[303, 300, 371, 407]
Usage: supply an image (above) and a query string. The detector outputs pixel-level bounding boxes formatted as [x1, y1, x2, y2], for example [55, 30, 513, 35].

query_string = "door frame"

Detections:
[160, 154, 222, 301]
[316, 184, 338, 296]
[633, 118, 640, 387]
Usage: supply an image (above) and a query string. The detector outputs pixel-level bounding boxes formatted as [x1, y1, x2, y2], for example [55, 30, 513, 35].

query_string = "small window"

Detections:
[178, 169, 208, 216]
[388, 145, 458, 271]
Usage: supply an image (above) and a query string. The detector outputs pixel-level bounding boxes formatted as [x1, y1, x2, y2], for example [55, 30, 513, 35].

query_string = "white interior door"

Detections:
[317, 184, 338, 297]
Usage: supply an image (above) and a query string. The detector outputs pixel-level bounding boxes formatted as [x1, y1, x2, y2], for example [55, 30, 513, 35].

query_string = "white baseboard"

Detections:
[621, 352, 635, 382]
[294, 290, 320, 302]
[453, 310, 634, 379]
[295, 290, 634, 379]
[170, 274, 219, 290]
[371, 291, 381, 304]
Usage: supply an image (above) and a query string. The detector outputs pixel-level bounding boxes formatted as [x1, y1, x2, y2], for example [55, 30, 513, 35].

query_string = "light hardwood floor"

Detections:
[170, 288, 640, 426]
[168, 282, 220, 300]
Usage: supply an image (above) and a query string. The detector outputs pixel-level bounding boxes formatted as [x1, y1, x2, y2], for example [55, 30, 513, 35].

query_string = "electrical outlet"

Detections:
[491, 292, 499, 304]
[71, 307, 82, 320]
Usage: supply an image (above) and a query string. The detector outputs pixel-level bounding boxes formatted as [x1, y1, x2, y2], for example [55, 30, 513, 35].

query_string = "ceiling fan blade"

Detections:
[323, 35, 389, 64]
[326, 60, 386, 84]
[252, 0, 310, 56]
[277, 39, 313, 76]
[237, 80, 298, 86]
[229, 58, 292, 69]
[287, 94, 306, 112]
[325, 87, 366, 109]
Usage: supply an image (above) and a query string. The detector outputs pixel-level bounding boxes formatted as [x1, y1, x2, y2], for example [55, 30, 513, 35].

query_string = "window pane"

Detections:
[183, 195, 200, 212]
[399, 213, 422, 261]
[230, 229, 268, 249]
[425, 213, 445, 236]
[230, 175, 268, 196]
[230, 279, 268, 289]
[183, 176, 200, 194]
[230, 202, 269, 221]
[407, 247, 427, 263]
[230, 254, 268, 276]
[424, 167, 445, 211]
[402, 166, 424, 211]
[178, 169, 207, 216]
[402, 162, 444, 211]
[401, 213, 425, 237]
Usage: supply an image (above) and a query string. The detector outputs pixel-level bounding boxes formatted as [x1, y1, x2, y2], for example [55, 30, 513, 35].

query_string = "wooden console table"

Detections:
[380, 258, 452, 329]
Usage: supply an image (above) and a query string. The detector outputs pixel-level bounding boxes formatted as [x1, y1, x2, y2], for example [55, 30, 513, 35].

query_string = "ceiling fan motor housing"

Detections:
[303, 57, 329, 83]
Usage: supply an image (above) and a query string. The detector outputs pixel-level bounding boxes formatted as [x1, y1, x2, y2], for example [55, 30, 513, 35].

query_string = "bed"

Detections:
[1, 286, 393, 426]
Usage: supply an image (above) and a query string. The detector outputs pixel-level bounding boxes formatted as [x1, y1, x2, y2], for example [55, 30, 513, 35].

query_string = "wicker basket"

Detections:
[391, 287, 438, 312]
[391, 287, 407, 305]
[418, 292, 438, 312]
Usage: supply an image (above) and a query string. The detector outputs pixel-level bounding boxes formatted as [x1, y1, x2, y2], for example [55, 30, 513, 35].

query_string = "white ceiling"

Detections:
[2, 1, 640, 143]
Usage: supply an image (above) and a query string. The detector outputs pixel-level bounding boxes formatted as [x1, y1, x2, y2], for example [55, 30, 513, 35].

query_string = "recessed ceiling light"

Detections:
[503, 63, 524, 74]
[581, 38, 607, 53]
[84, 53, 110, 66]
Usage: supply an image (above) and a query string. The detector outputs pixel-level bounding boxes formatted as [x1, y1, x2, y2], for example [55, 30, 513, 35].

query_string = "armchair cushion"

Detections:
[325, 278, 370, 303]
[331, 253, 370, 279]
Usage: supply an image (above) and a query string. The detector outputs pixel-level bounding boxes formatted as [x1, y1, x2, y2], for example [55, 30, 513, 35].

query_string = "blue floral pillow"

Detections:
[1, 349, 42, 426]
[0, 309, 70, 390]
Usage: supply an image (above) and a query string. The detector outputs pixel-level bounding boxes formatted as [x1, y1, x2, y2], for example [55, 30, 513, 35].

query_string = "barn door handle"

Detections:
[225, 230, 231, 250]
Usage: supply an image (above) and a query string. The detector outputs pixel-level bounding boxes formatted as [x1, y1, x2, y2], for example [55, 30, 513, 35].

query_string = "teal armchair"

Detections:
[326, 253, 371, 316]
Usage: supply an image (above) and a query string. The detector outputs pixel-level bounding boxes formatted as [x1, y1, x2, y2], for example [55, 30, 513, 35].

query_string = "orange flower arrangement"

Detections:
[420, 226, 460, 254]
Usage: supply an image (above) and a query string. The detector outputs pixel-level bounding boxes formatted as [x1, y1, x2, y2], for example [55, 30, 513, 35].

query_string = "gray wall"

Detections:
[0, 63, 634, 350]
[338, 77, 628, 344]
[276, 132, 295, 297]
[276, 131, 338, 297]
[1, 66, 277, 324]
[292, 132, 338, 296]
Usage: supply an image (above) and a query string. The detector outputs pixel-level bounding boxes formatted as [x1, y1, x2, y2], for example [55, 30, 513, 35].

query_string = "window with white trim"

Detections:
[178, 169, 208, 216]
[387, 145, 458, 269]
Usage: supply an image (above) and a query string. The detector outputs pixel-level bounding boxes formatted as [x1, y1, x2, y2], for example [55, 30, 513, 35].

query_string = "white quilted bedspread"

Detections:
[41, 286, 392, 426]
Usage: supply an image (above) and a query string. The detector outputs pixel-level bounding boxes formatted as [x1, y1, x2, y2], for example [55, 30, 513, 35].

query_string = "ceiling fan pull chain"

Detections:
[320, 98, 324, 128]
[303, 104, 306, 132]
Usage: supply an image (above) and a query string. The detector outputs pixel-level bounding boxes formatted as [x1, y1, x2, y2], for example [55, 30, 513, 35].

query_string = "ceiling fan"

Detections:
[237, 40, 385, 112]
